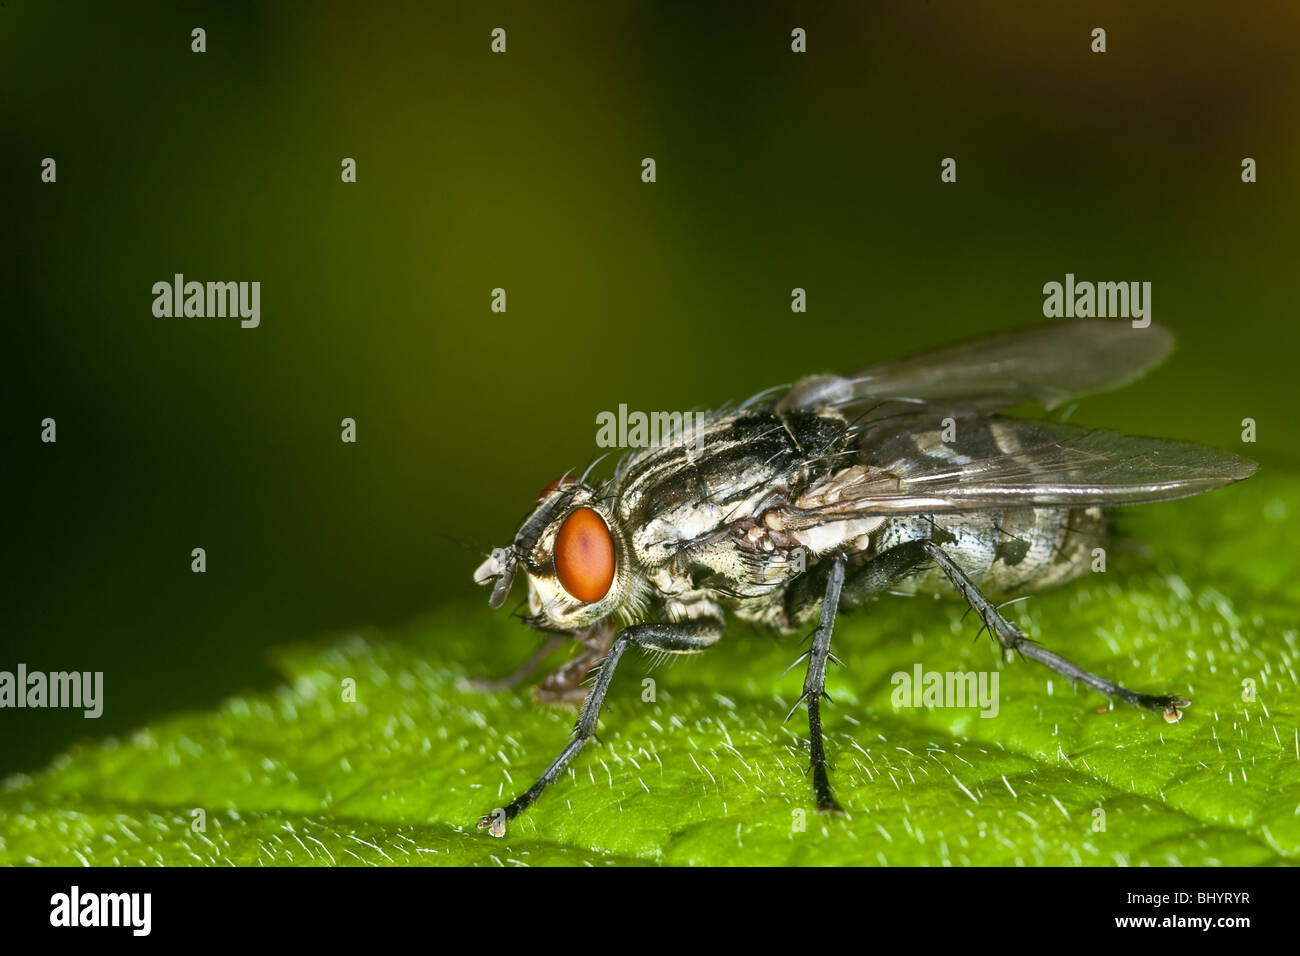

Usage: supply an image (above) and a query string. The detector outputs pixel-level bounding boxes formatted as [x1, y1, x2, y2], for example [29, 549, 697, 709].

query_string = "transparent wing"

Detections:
[787, 412, 1257, 520]
[775, 320, 1174, 414]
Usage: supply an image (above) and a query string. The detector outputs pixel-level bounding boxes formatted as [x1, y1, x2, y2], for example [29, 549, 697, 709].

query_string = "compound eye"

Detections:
[554, 508, 615, 603]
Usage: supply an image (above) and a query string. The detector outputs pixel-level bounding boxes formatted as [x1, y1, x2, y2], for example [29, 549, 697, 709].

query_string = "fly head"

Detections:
[474, 477, 634, 631]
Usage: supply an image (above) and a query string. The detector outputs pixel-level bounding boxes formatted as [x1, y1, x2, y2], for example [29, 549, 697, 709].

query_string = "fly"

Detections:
[470, 320, 1256, 837]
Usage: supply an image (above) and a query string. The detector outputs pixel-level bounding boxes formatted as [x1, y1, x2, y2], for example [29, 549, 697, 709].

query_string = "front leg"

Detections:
[458, 634, 568, 694]
[477, 618, 721, 837]
[531, 642, 605, 706]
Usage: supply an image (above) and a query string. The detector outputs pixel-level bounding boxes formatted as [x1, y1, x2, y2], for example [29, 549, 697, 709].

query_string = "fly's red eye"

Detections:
[538, 475, 574, 502]
[554, 508, 615, 603]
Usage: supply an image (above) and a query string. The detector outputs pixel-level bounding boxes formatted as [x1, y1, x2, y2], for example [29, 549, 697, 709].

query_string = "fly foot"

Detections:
[477, 809, 508, 838]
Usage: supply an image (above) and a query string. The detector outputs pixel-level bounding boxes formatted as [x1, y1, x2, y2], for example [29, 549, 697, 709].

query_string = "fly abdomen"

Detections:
[865, 506, 1106, 600]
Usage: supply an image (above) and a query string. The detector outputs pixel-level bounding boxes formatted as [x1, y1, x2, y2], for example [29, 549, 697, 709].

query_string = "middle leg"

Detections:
[785, 540, 935, 812]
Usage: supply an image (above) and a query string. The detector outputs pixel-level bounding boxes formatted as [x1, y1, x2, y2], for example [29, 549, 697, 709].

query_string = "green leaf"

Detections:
[3, 474, 1297, 866]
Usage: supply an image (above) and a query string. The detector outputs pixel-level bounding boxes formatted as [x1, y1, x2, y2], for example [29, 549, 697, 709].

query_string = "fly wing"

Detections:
[775, 320, 1174, 414]
[787, 411, 1257, 520]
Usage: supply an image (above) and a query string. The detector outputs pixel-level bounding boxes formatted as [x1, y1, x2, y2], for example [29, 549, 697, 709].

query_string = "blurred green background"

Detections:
[3, 0, 1297, 778]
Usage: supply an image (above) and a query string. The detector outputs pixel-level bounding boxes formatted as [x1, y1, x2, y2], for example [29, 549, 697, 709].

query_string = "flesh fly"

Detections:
[471, 321, 1256, 836]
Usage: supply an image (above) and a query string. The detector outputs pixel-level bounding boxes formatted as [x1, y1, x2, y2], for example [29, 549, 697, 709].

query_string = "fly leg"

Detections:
[921, 541, 1190, 721]
[785, 541, 934, 813]
[477, 619, 721, 837]
[458, 634, 568, 694]
[533, 642, 606, 706]
[791, 554, 847, 813]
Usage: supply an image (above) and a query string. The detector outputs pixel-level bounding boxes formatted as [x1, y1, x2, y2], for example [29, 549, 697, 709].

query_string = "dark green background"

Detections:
[3, 0, 1297, 778]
